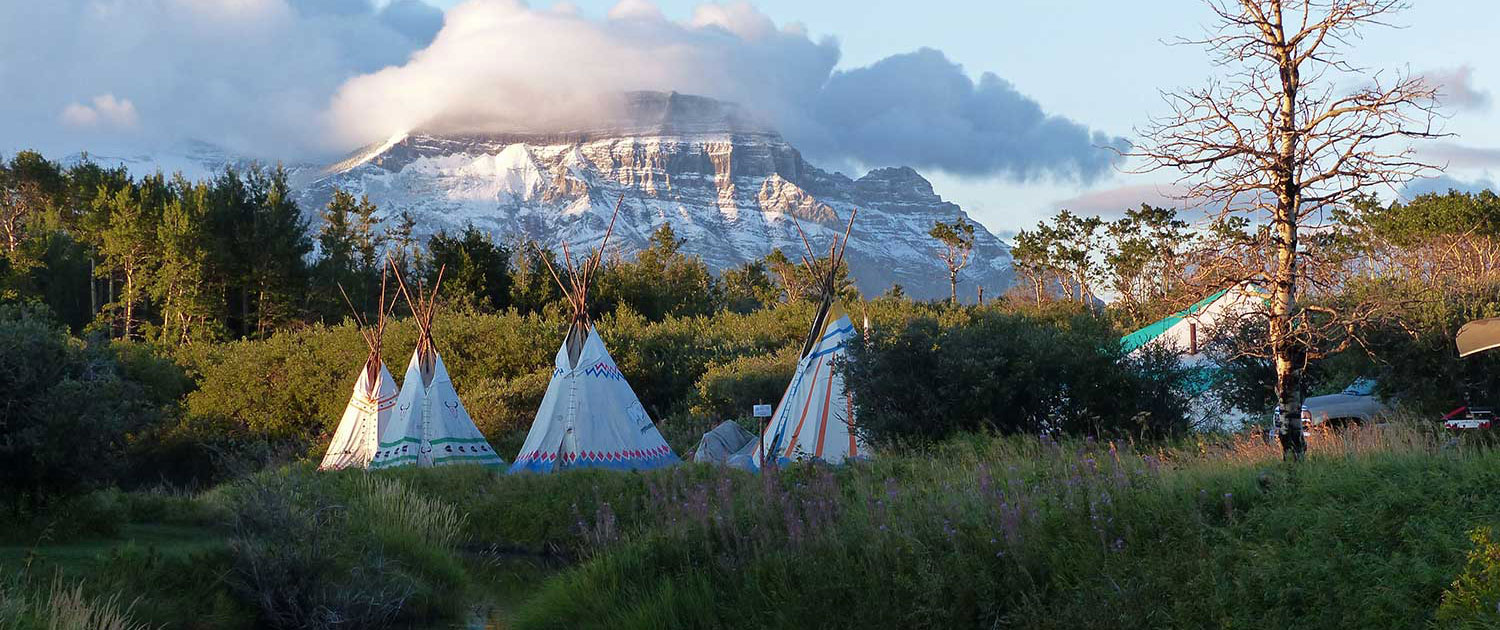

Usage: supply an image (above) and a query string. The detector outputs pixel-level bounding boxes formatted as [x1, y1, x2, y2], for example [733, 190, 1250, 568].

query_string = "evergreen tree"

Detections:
[426, 225, 512, 312]
[206, 166, 310, 339]
[594, 223, 718, 320]
[351, 193, 383, 274]
[719, 260, 779, 313]
[385, 210, 421, 283]
[250, 166, 312, 335]
[510, 241, 565, 315]
[313, 190, 360, 320]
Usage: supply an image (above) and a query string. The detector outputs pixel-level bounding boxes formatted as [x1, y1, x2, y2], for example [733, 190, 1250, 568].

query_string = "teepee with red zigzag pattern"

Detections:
[510, 196, 679, 473]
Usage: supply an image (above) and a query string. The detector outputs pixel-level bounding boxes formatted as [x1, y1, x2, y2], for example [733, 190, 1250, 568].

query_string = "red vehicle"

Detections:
[1443, 406, 1493, 432]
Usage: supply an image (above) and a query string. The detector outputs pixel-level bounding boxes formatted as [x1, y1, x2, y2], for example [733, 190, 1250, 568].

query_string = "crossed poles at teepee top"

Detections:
[788, 208, 858, 359]
[535, 193, 625, 333]
[336, 266, 399, 397]
[387, 258, 447, 381]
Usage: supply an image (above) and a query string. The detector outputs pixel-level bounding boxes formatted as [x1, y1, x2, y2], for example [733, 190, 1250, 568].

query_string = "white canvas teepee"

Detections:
[319, 273, 399, 471]
[370, 263, 504, 469]
[733, 210, 869, 469]
[511, 197, 678, 473]
[1119, 281, 1269, 429]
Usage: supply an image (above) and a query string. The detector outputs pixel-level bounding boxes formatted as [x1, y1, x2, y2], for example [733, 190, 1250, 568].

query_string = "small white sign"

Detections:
[752, 404, 773, 418]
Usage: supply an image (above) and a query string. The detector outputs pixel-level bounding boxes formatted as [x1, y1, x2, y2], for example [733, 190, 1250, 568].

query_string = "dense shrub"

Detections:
[691, 349, 798, 420]
[0, 304, 166, 504]
[846, 302, 1190, 443]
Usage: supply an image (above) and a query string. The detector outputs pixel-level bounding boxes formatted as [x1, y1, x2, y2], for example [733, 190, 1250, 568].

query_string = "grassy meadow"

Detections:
[4, 423, 1500, 629]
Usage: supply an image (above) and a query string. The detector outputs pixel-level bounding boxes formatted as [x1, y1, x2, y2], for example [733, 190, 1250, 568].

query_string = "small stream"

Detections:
[450, 604, 510, 629]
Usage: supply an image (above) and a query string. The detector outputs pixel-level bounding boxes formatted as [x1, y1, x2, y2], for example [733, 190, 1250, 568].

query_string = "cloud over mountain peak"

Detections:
[2, 0, 1123, 183]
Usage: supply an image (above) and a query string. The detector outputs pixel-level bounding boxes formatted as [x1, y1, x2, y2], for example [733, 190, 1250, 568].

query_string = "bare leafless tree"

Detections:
[1131, 0, 1444, 458]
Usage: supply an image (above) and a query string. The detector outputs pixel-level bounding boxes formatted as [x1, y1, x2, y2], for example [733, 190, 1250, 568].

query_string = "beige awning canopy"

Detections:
[1458, 318, 1500, 357]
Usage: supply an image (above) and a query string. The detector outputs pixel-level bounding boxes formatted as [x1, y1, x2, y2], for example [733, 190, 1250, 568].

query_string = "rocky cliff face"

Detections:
[297, 92, 1012, 299]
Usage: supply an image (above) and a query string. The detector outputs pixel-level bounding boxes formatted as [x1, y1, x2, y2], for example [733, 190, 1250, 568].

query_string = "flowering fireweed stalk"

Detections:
[512, 422, 1500, 630]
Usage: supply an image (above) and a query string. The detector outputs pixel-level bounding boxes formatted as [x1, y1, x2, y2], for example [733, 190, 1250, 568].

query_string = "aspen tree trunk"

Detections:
[1272, 8, 1307, 459]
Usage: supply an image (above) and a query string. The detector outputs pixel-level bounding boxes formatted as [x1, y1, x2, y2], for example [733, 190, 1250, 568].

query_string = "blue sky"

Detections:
[423, 0, 1500, 232]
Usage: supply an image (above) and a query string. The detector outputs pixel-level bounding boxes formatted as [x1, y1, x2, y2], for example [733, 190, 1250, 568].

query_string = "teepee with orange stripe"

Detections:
[319, 269, 400, 471]
[752, 210, 869, 468]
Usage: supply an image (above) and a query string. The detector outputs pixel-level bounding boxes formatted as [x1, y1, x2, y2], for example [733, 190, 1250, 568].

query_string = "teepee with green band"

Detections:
[371, 261, 503, 469]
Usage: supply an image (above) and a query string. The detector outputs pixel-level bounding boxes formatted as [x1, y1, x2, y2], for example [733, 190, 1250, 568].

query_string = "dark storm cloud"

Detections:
[1400, 174, 1498, 199]
[812, 48, 1127, 183]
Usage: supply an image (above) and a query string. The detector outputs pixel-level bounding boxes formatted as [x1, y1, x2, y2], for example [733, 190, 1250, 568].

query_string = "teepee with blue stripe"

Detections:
[371, 261, 503, 469]
[510, 196, 678, 473]
[749, 210, 868, 468]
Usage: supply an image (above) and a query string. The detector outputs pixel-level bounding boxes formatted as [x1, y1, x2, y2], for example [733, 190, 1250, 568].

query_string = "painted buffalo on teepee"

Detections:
[371, 261, 504, 469]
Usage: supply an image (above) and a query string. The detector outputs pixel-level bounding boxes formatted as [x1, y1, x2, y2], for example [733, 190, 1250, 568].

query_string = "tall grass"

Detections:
[0, 573, 151, 630]
[41, 577, 149, 630]
[220, 467, 472, 629]
[27, 422, 1490, 629]
[351, 474, 468, 552]
[509, 423, 1500, 629]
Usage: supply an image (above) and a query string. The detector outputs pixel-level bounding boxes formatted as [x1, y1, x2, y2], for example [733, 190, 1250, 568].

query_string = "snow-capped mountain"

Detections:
[300, 91, 1014, 299]
[63, 140, 334, 197]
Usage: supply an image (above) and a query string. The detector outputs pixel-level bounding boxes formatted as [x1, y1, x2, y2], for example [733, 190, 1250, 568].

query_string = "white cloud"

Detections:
[607, 0, 662, 21]
[59, 93, 139, 129]
[689, 2, 776, 40]
[3, 0, 1124, 182]
[326, 0, 1124, 182]
[0, 0, 442, 159]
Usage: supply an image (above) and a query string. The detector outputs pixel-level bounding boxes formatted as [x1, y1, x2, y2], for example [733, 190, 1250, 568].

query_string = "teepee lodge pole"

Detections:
[538, 194, 626, 365]
[738, 207, 868, 470]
